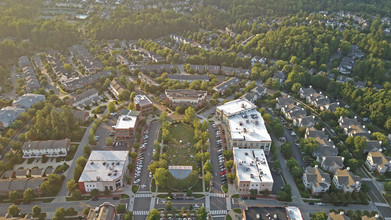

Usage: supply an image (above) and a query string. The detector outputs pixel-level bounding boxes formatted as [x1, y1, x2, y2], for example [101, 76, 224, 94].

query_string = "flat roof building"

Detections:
[114, 110, 140, 140]
[243, 206, 303, 220]
[216, 99, 271, 154]
[78, 151, 129, 193]
[165, 89, 207, 109]
[233, 148, 273, 194]
[133, 94, 153, 116]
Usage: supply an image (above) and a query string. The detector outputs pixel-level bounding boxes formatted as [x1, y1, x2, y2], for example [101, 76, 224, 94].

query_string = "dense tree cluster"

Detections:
[87, 8, 198, 40]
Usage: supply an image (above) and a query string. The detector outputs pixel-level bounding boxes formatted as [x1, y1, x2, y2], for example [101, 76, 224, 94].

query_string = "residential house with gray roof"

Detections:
[13, 93, 46, 109]
[213, 77, 240, 95]
[0, 106, 25, 129]
[303, 166, 331, 195]
[293, 116, 316, 128]
[317, 156, 344, 172]
[66, 88, 101, 109]
[333, 168, 361, 193]
[366, 150, 391, 174]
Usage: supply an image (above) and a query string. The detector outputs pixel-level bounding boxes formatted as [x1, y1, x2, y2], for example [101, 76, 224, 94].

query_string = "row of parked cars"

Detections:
[134, 125, 151, 184]
[213, 123, 227, 185]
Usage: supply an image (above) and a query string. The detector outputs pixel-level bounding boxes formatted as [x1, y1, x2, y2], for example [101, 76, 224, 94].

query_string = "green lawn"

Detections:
[166, 123, 198, 167]
[168, 123, 194, 143]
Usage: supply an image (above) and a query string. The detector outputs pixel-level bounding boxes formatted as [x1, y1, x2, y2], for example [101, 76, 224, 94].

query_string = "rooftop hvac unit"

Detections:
[250, 173, 254, 178]
[90, 161, 94, 165]
[108, 172, 112, 176]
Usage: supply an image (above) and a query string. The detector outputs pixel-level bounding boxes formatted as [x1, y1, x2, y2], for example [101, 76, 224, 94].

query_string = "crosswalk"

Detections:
[209, 210, 227, 215]
[383, 217, 391, 220]
[133, 211, 149, 216]
[135, 193, 152, 198]
[374, 202, 390, 207]
[209, 193, 225, 198]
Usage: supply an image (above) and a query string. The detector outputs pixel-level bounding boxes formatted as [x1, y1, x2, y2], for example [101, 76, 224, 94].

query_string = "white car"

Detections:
[134, 179, 140, 184]
[149, 172, 152, 178]
[291, 131, 296, 136]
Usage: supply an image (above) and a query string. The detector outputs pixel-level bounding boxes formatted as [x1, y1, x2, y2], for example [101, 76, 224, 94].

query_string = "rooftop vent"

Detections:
[250, 173, 254, 178]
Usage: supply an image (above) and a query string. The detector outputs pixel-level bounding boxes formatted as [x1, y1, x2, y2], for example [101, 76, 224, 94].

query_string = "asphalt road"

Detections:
[0, 197, 126, 218]
[208, 123, 224, 193]
[155, 198, 204, 210]
[138, 120, 161, 190]
[57, 121, 95, 197]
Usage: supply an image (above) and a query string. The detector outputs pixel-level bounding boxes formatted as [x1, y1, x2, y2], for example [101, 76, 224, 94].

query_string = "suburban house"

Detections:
[302, 166, 331, 195]
[366, 150, 391, 174]
[63, 71, 111, 91]
[233, 148, 274, 194]
[165, 89, 207, 109]
[320, 102, 340, 112]
[213, 77, 240, 95]
[328, 212, 351, 220]
[333, 168, 361, 193]
[293, 116, 316, 128]
[167, 74, 209, 83]
[0, 178, 46, 197]
[30, 168, 44, 178]
[216, 99, 272, 154]
[338, 116, 369, 138]
[317, 156, 344, 172]
[241, 93, 257, 103]
[109, 79, 127, 99]
[22, 138, 71, 159]
[66, 88, 101, 109]
[251, 85, 267, 99]
[365, 140, 383, 153]
[0, 106, 26, 129]
[338, 56, 355, 75]
[78, 151, 129, 193]
[275, 96, 295, 110]
[284, 106, 307, 121]
[133, 94, 153, 116]
[70, 45, 103, 74]
[137, 73, 160, 87]
[86, 202, 117, 220]
[299, 86, 316, 99]
[13, 93, 46, 109]
[114, 110, 140, 140]
[272, 71, 285, 83]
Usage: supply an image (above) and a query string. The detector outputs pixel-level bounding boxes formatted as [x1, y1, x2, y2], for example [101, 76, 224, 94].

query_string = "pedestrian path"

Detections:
[128, 197, 135, 211]
[374, 202, 390, 207]
[209, 193, 225, 197]
[135, 193, 152, 198]
[205, 195, 210, 211]
[133, 211, 149, 216]
[138, 190, 150, 193]
[210, 210, 228, 215]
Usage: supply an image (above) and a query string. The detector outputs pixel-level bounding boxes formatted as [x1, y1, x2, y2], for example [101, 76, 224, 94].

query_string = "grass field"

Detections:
[166, 123, 198, 167]
[169, 123, 194, 143]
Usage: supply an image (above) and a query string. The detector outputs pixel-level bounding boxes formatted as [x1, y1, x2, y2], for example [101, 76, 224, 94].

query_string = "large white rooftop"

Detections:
[229, 109, 271, 142]
[233, 148, 273, 184]
[286, 206, 304, 220]
[79, 151, 128, 182]
[216, 99, 257, 117]
[115, 112, 137, 129]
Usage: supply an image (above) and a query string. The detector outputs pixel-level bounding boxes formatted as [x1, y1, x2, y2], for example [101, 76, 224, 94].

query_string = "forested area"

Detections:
[87, 8, 199, 40]
[199, 0, 391, 29]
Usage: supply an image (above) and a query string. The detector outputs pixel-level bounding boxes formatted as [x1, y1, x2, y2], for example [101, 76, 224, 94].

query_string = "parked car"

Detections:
[220, 171, 226, 175]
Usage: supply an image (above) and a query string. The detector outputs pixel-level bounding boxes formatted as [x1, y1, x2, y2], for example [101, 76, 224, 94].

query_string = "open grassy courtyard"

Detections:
[165, 123, 198, 167]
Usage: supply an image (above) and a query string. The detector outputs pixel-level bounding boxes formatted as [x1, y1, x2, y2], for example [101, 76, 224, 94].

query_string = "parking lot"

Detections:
[271, 170, 285, 195]
[94, 112, 130, 151]
[208, 123, 226, 192]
